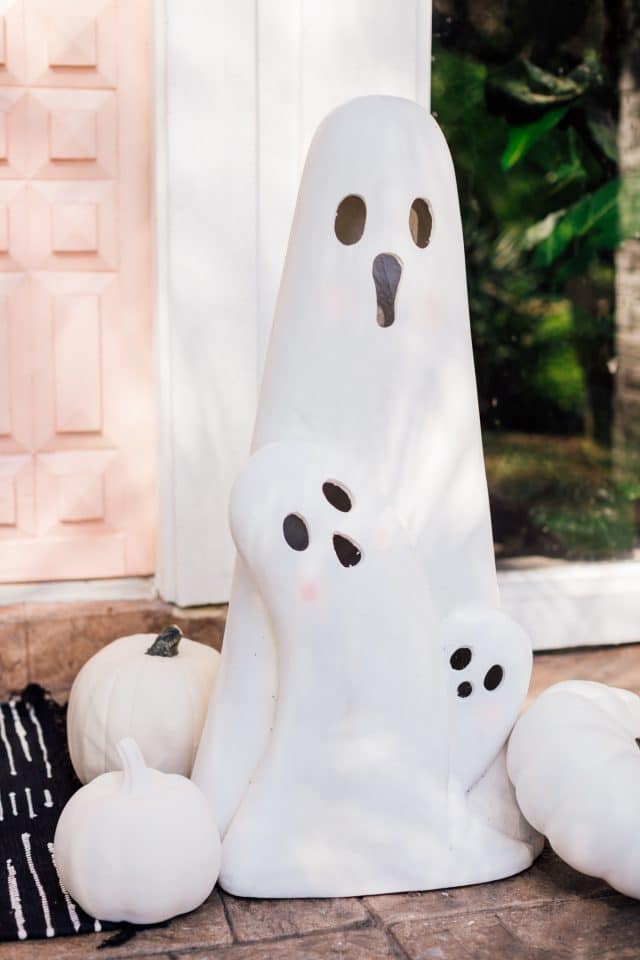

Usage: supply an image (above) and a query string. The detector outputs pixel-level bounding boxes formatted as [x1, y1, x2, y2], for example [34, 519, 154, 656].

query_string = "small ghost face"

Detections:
[280, 479, 363, 599]
[230, 445, 368, 609]
[439, 606, 532, 791]
[282, 513, 310, 552]
[449, 645, 505, 701]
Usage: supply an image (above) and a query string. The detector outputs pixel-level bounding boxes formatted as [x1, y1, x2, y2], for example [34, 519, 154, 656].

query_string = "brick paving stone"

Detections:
[531, 845, 615, 901]
[390, 894, 640, 960]
[222, 892, 369, 942]
[363, 845, 612, 926]
[529, 645, 640, 704]
[184, 926, 395, 960]
[0, 616, 28, 696]
[0, 890, 231, 960]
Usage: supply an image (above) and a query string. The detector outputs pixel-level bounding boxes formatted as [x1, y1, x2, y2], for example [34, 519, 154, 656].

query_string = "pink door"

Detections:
[0, 0, 154, 582]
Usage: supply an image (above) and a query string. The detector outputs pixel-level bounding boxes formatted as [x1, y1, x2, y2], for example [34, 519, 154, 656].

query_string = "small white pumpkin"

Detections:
[507, 680, 640, 899]
[67, 626, 219, 783]
[54, 737, 221, 924]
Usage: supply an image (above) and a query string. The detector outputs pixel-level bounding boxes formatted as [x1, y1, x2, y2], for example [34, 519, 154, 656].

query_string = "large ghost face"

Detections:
[334, 190, 431, 328]
[274, 96, 465, 342]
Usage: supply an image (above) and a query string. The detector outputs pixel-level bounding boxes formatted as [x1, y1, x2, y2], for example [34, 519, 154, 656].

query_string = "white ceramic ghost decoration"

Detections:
[193, 96, 541, 896]
[441, 608, 532, 796]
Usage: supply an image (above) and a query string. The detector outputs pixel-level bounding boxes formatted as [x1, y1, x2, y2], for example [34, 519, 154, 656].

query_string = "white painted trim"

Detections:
[154, 0, 260, 605]
[0, 556, 638, 653]
[418, 0, 431, 110]
[153, 0, 175, 602]
[498, 557, 640, 651]
[0, 577, 157, 605]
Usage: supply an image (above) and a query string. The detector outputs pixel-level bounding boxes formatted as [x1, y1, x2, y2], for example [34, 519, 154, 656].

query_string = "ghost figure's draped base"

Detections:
[192, 97, 542, 897]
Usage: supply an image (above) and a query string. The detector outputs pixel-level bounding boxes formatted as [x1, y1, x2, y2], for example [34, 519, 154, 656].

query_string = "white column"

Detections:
[155, 0, 432, 605]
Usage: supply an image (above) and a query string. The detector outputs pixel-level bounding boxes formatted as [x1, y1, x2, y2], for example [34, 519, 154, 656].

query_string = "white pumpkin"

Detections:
[67, 626, 219, 783]
[507, 680, 640, 899]
[54, 738, 221, 924]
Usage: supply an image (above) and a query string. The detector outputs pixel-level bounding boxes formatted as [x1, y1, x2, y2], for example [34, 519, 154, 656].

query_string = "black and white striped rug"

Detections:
[0, 684, 113, 941]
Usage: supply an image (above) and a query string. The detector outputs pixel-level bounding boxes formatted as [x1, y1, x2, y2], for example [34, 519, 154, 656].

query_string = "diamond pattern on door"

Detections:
[51, 203, 98, 252]
[0, 0, 153, 582]
[49, 106, 97, 159]
[0, 3, 25, 87]
[26, 0, 116, 88]
[0, 274, 29, 449]
[52, 293, 102, 433]
[0, 91, 28, 178]
[28, 88, 117, 178]
[29, 180, 116, 269]
[36, 449, 114, 531]
[0, 205, 9, 251]
[0, 299, 11, 435]
[0, 183, 28, 269]
[47, 17, 98, 69]
[0, 453, 31, 527]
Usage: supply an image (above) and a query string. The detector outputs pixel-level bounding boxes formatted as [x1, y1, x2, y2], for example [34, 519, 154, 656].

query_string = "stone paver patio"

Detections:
[0, 644, 637, 959]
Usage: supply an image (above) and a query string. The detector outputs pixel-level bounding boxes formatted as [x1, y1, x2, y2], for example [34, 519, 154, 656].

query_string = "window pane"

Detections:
[432, 1, 640, 562]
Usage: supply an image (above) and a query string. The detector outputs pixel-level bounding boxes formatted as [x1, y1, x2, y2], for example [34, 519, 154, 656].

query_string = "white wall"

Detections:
[155, 0, 432, 604]
[499, 558, 640, 651]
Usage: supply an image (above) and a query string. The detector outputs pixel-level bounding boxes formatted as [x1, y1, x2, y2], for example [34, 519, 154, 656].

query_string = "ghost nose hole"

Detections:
[372, 253, 402, 328]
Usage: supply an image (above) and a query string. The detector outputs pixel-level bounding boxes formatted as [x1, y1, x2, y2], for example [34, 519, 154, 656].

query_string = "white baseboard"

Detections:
[0, 577, 158, 606]
[1, 561, 638, 653]
[498, 556, 640, 651]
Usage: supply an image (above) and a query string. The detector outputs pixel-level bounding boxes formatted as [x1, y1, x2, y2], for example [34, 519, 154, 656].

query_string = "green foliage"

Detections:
[527, 179, 620, 266]
[501, 107, 569, 170]
[530, 304, 586, 414]
[488, 53, 602, 111]
[531, 499, 635, 559]
[431, 0, 639, 558]
[585, 109, 617, 162]
[484, 433, 636, 560]
[431, 8, 622, 444]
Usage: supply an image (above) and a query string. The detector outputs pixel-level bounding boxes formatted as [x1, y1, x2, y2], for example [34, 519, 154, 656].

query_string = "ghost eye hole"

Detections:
[322, 481, 353, 513]
[409, 198, 432, 248]
[484, 664, 504, 691]
[283, 513, 310, 551]
[335, 195, 366, 245]
[450, 647, 472, 671]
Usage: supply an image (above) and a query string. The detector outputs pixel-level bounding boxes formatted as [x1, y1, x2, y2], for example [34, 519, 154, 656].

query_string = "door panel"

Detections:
[0, 0, 154, 582]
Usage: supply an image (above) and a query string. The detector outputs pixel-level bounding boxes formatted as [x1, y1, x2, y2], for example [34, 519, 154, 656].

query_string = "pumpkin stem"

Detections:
[117, 738, 147, 794]
[146, 625, 182, 657]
